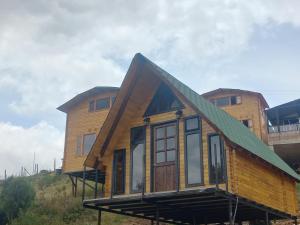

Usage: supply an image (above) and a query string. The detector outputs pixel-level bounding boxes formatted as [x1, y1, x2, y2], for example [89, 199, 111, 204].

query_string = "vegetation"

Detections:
[0, 173, 131, 225]
[0, 177, 35, 224]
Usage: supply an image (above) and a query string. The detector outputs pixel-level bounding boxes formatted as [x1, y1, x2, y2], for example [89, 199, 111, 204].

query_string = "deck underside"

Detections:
[83, 188, 294, 224]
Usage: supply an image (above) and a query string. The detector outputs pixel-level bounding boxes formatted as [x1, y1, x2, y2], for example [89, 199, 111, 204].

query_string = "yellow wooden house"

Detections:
[57, 86, 119, 195]
[81, 54, 299, 224]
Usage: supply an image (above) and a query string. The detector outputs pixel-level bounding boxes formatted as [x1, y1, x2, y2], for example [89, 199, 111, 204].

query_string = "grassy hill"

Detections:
[6, 173, 147, 225]
[2, 173, 299, 225]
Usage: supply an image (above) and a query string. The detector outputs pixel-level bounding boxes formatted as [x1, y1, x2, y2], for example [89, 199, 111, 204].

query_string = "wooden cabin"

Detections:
[82, 54, 299, 224]
[57, 87, 119, 191]
[202, 88, 269, 144]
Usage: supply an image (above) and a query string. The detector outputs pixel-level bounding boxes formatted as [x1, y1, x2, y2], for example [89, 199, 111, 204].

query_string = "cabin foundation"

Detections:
[83, 188, 295, 224]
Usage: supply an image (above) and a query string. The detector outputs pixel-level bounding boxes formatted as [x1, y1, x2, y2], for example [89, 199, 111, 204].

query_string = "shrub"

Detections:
[0, 177, 35, 221]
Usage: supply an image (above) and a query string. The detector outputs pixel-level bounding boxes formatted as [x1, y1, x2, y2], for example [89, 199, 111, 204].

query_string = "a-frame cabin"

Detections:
[83, 53, 299, 224]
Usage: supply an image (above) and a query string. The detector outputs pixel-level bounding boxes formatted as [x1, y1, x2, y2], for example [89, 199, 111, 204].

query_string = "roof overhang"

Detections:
[57, 86, 119, 113]
[202, 88, 269, 109]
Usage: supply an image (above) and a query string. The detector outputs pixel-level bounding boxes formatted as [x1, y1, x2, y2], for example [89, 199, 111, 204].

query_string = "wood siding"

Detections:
[203, 93, 268, 144]
[229, 148, 298, 216]
[63, 91, 117, 173]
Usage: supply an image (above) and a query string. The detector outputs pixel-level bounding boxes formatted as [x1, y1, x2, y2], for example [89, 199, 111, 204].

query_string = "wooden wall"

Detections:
[228, 148, 298, 216]
[63, 91, 117, 173]
[203, 93, 268, 144]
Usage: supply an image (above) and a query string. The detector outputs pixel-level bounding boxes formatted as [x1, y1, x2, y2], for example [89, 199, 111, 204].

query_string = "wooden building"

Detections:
[81, 54, 299, 224]
[202, 88, 269, 144]
[57, 86, 119, 194]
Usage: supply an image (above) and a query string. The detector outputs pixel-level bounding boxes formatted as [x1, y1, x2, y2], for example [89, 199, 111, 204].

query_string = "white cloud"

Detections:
[0, 121, 64, 179]
[1, 0, 300, 115]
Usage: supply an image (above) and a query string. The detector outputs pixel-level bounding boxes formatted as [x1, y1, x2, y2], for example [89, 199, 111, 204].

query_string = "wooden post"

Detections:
[97, 210, 102, 225]
[4, 169, 7, 181]
[265, 212, 269, 225]
[95, 169, 99, 199]
[75, 177, 78, 197]
[82, 166, 86, 201]
[294, 217, 298, 225]
[151, 220, 154, 225]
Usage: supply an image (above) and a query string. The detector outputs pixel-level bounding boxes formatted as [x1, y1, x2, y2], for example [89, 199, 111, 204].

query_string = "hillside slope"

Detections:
[8, 173, 149, 225]
[5, 173, 299, 225]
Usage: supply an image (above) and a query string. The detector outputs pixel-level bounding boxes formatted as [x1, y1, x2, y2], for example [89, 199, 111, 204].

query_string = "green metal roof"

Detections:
[138, 53, 300, 181]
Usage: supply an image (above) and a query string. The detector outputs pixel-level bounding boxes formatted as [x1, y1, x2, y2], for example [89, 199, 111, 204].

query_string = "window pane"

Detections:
[167, 150, 175, 162]
[156, 127, 164, 139]
[89, 100, 95, 112]
[186, 133, 202, 184]
[166, 125, 175, 137]
[114, 150, 125, 194]
[83, 133, 96, 154]
[209, 135, 225, 184]
[156, 140, 164, 152]
[131, 126, 145, 144]
[215, 97, 230, 107]
[144, 83, 183, 116]
[156, 152, 165, 163]
[95, 98, 110, 110]
[231, 96, 237, 105]
[132, 143, 144, 192]
[186, 117, 199, 131]
[167, 138, 175, 149]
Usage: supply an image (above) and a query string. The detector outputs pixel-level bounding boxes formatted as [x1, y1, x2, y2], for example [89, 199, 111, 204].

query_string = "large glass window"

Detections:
[185, 117, 202, 186]
[144, 83, 183, 116]
[113, 149, 126, 195]
[131, 126, 146, 193]
[83, 133, 96, 155]
[208, 134, 225, 184]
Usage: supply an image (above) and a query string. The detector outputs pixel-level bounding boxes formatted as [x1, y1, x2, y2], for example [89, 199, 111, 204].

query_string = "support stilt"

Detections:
[97, 210, 101, 225]
[265, 212, 269, 225]
[295, 217, 298, 225]
[156, 207, 159, 225]
[229, 199, 233, 225]
[82, 166, 86, 201]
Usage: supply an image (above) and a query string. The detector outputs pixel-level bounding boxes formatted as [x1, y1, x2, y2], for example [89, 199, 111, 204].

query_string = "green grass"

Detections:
[5, 173, 129, 225]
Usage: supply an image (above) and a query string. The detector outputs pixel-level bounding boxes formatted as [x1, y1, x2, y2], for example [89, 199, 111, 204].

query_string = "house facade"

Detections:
[81, 54, 299, 224]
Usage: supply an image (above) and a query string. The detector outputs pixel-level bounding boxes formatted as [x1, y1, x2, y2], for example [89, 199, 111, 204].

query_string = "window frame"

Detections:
[82, 133, 96, 155]
[130, 126, 146, 194]
[211, 95, 242, 107]
[184, 115, 204, 187]
[95, 97, 110, 111]
[112, 149, 126, 195]
[208, 133, 226, 185]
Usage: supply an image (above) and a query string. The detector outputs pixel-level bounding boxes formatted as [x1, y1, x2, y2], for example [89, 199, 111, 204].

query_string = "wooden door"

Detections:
[153, 122, 177, 192]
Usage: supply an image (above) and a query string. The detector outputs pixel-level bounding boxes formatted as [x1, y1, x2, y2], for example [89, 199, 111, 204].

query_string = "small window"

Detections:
[185, 117, 199, 131]
[83, 133, 96, 155]
[215, 97, 230, 107]
[76, 136, 82, 156]
[113, 149, 126, 195]
[231, 96, 241, 105]
[95, 98, 110, 110]
[88, 100, 95, 112]
[242, 119, 253, 128]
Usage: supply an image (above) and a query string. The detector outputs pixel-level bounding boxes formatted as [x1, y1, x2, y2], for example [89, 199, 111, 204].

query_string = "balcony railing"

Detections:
[268, 123, 300, 133]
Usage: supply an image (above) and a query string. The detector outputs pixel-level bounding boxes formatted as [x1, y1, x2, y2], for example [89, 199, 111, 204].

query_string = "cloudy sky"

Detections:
[0, 0, 300, 178]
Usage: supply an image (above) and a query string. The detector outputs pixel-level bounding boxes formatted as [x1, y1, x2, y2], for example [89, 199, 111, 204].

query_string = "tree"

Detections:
[0, 177, 35, 222]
